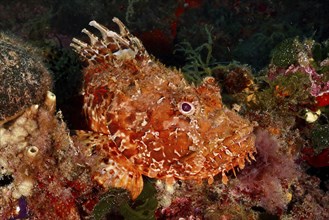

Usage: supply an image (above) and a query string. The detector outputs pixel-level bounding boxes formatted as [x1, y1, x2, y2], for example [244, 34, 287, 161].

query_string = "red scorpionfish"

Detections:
[71, 18, 256, 199]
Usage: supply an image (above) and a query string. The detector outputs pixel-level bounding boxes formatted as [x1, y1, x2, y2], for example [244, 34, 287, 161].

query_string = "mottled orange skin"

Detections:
[71, 18, 256, 199]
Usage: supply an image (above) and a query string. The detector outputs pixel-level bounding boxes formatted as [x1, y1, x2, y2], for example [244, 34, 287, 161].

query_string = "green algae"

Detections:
[253, 71, 313, 115]
[92, 188, 130, 220]
[120, 179, 157, 220]
[92, 179, 157, 220]
[271, 38, 301, 68]
[174, 26, 222, 84]
[311, 124, 329, 153]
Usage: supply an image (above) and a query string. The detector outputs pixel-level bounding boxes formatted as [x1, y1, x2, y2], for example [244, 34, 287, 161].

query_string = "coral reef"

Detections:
[1, 1, 329, 219]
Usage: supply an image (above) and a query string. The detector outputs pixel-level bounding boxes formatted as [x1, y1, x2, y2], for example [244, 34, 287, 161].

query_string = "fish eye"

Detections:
[178, 101, 195, 115]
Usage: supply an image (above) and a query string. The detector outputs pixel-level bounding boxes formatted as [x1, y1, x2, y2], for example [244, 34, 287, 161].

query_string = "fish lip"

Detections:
[242, 130, 255, 141]
[227, 129, 255, 147]
[238, 123, 256, 140]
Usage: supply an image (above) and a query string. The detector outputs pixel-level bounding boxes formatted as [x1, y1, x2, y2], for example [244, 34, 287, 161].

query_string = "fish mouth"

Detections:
[239, 130, 256, 144]
[237, 122, 258, 149]
[217, 107, 257, 147]
[221, 124, 255, 148]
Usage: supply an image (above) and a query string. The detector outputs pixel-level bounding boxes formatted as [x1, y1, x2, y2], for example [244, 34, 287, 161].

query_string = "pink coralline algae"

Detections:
[267, 64, 329, 104]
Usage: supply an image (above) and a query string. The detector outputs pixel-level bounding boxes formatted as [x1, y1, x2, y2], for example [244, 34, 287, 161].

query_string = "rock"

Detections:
[0, 33, 52, 124]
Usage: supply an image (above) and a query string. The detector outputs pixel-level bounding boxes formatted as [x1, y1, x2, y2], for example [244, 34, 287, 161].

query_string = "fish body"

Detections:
[71, 18, 256, 199]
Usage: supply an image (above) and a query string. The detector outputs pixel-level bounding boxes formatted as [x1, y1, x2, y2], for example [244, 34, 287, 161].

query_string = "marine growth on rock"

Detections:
[0, 33, 52, 125]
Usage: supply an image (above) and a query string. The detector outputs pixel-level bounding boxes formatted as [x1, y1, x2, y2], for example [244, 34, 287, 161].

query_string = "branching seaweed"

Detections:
[175, 26, 224, 84]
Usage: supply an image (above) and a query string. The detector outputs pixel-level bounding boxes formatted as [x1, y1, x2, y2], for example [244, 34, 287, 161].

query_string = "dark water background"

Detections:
[1, 0, 328, 69]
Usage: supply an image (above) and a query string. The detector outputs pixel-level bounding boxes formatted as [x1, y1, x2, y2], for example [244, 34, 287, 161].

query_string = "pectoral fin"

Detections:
[74, 130, 143, 200]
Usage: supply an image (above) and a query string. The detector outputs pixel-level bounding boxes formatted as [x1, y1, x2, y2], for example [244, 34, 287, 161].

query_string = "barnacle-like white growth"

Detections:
[0, 157, 9, 175]
[45, 91, 56, 113]
[0, 104, 39, 149]
[305, 109, 321, 123]
[26, 146, 39, 158]
[12, 178, 34, 199]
